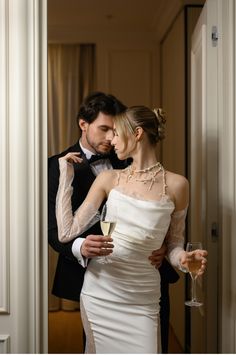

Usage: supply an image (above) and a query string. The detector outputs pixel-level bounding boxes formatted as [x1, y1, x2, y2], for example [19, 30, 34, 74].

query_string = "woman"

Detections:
[56, 106, 207, 353]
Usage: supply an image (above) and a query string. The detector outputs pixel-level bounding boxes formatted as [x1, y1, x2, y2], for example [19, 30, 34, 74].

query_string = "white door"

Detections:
[190, 0, 219, 352]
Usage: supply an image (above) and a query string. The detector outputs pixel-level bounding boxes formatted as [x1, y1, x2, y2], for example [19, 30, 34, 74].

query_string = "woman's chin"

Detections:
[116, 152, 127, 160]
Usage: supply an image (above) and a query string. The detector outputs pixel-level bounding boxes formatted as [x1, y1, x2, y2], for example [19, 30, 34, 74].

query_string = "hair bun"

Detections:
[153, 108, 166, 141]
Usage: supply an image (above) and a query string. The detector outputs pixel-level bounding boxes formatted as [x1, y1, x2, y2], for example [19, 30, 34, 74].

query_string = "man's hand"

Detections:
[81, 234, 114, 258]
[148, 242, 167, 268]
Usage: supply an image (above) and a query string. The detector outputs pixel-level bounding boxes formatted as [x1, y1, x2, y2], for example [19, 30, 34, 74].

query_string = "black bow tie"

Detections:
[88, 154, 110, 164]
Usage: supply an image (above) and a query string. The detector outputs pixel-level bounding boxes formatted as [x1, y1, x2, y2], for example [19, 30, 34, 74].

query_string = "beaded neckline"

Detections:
[130, 162, 161, 173]
[124, 162, 166, 192]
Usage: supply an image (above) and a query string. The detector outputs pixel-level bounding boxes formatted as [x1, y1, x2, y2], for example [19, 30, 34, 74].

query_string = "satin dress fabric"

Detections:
[80, 188, 175, 354]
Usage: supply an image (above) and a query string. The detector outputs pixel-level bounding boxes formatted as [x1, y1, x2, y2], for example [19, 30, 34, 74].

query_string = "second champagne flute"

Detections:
[185, 241, 203, 307]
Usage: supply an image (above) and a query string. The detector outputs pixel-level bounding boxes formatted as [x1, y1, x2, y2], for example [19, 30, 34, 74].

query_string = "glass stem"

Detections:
[191, 275, 197, 302]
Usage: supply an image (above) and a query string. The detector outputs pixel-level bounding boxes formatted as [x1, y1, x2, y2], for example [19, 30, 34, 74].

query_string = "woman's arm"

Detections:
[55, 152, 110, 243]
[166, 173, 207, 274]
[48, 154, 82, 261]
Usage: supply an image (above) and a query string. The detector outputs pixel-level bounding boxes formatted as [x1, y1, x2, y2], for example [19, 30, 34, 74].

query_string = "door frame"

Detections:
[217, 0, 236, 352]
[0, 0, 48, 352]
[0, 0, 236, 353]
[190, 0, 236, 353]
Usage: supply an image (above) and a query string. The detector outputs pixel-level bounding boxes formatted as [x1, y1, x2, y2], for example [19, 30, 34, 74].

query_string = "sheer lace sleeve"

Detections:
[56, 158, 100, 243]
[166, 208, 188, 268]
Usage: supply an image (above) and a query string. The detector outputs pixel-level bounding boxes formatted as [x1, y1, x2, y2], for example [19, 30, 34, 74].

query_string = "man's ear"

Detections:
[79, 118, 89, 132]
[134, 126, 144, 141]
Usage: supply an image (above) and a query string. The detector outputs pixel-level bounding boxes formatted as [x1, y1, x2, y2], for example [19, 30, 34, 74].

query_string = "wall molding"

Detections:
[0, 0, 10, 316]
[0, 335, 10, 353]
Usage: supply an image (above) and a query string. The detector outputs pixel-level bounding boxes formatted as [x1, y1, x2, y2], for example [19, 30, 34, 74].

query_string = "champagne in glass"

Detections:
[98, 204, 116, 264]
[185, 241, 203, 307]
[100, 221, 116, 236]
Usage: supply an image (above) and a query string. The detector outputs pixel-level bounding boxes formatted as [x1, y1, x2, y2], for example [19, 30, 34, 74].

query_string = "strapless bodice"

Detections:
[107, 188, 175, 255]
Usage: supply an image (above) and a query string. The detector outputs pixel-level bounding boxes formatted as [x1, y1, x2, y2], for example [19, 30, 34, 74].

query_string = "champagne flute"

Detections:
[98, 204, 116, 264]
[185, 241, 203, 307]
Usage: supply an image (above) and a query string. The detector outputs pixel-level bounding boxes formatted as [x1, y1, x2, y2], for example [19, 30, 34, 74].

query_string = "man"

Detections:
[48, 91, 179, 352]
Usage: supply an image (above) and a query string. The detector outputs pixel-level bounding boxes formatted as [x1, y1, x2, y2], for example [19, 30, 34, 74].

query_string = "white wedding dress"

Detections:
[56, 160, 186, 354]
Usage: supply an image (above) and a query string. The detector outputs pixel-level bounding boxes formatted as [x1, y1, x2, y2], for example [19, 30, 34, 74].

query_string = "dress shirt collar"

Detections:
[79, 140, 96, 160]
[79, 140, 113, 176]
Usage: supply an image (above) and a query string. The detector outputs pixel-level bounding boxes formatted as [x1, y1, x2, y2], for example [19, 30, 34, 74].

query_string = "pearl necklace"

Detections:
[126, 162, 164, 191]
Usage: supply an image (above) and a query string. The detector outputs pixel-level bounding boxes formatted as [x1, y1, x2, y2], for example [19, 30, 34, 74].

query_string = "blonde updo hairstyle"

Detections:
[114, 105, 166, 148]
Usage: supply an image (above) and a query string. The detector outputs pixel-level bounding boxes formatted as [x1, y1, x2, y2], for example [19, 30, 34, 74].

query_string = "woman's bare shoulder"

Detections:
[95, 169, 119, 191]
[165, 170, 189, 188]
[165, 170, 189, 210]
[97, 169, 118, 180]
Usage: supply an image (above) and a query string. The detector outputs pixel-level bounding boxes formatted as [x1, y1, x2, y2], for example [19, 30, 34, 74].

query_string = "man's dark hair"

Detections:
[76, 91, 127, 128]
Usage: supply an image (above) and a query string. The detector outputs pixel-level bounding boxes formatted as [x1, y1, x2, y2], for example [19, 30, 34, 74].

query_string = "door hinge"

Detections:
[212, 26, 218, 47]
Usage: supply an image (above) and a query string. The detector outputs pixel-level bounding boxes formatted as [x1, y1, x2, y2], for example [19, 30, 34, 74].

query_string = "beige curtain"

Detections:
[48, 44, 95, 311]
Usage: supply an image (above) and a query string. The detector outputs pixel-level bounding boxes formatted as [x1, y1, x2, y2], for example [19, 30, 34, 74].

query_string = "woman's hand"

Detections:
[180, 249, 208, 276]
[60, 152, 83, 164]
